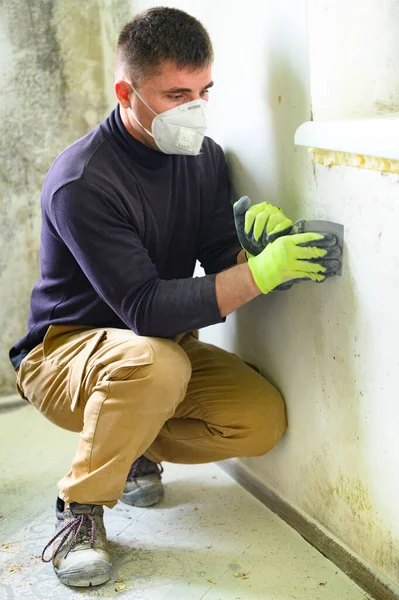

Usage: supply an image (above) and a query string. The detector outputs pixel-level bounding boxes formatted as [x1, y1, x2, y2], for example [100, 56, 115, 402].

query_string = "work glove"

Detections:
[248, 232, 341, 294]
[233, 195, 293, 258]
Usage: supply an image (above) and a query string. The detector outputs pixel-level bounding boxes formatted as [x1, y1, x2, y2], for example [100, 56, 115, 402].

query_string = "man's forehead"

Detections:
[150, 60, 213, 91]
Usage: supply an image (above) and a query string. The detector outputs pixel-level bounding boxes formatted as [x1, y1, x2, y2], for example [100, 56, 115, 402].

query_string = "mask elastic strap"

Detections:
[129, 84, 158, 138]
[129, 108, 154, 139]
[131, 85, 159, 117]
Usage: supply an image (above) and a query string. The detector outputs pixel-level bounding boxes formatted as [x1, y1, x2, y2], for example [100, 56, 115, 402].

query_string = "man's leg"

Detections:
[17, 325, 192, 506]
[16, 325, 192, 585]
[145, 332, 287, 464]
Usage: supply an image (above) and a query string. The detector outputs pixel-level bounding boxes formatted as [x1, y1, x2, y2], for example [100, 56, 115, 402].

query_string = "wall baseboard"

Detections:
[218, 459, 399, 600]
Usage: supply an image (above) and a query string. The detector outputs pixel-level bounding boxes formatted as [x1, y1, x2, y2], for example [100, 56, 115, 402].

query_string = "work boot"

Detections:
[121, 455, 164, 507]
[42, 498, 112, 587]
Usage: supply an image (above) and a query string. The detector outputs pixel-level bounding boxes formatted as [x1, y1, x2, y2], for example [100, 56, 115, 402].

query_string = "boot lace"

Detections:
[42, 512, 96, 563]
[127, 455, 164, 481]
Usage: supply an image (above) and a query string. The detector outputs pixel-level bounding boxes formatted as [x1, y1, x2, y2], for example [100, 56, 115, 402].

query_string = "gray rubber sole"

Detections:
[121, 483, 164, 507]
[54, 562, 111, 587]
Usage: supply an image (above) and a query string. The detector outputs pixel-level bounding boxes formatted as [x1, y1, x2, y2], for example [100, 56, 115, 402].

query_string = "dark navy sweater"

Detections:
[10, 107, 241, 369]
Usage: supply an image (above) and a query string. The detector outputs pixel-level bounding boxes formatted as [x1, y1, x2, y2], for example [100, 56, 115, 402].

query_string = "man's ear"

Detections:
[115, 80, 132, 108]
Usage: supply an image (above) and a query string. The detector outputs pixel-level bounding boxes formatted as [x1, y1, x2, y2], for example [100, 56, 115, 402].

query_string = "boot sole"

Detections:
[121, 483, 164, 507]
[55, 563, 111, 587]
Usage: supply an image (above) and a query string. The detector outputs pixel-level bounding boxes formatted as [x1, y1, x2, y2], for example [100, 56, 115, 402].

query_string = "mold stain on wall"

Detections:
[0, 0, 129, 392]
[302, 450, 397, 580]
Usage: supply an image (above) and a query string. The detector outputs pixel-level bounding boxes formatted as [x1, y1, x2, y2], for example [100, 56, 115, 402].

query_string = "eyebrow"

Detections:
[164, 81, 214, 94]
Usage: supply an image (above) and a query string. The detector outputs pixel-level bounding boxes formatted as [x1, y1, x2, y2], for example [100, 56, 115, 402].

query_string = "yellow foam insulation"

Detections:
[309, 148, 399, 174]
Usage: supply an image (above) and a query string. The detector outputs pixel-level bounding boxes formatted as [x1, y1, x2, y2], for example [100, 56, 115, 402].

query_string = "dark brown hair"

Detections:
[116, 7, 214, 85]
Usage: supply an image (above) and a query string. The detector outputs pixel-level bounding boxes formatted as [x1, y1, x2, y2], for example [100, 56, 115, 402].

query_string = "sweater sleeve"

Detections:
[48, 180, 225, 338]
[197, 146, 242, 274]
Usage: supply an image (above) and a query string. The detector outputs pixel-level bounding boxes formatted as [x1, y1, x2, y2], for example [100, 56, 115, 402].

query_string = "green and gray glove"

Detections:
[247, 232, 341, 294]
[234, 195, 341, 291]
[233, 195, 293, 257]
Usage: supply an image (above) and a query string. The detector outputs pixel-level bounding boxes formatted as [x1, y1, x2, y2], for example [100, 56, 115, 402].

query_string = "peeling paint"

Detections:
[310, 148, 399, 175]
[373, 100, 399, 115]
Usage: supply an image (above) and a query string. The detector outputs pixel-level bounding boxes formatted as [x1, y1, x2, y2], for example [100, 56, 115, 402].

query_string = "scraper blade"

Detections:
[292, 219, 344, 276]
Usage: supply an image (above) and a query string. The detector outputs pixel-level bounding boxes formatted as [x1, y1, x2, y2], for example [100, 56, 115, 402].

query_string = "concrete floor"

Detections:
[0, 399, 371, 600]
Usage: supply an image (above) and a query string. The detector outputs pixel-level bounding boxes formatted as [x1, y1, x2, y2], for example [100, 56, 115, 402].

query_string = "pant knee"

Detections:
[92, 338, 191, 417]
[102, 337, 191, 388]
[146, 337, 192, 387]
[112, 338, 192, 416]
[240, 390, 287, 457]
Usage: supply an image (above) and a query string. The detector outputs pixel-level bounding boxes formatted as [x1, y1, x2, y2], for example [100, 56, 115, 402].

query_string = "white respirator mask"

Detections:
[129, 85, 208, 155]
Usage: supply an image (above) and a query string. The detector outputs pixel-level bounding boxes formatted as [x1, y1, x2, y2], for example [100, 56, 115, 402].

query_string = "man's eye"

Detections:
[169, 94, 183, 100]
[201, 89, 210, 96]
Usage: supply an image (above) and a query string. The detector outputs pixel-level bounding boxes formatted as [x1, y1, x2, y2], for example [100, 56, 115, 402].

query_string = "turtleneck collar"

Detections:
[105, 105, 172, 168]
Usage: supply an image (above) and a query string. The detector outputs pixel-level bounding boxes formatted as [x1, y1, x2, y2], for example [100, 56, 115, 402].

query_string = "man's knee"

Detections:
[90, 337, 192, 423]
[145, 337, 192, 387]
[240, 387, 287, 457]
[101, 335, 191, 386]
[111, 337, 192, 410]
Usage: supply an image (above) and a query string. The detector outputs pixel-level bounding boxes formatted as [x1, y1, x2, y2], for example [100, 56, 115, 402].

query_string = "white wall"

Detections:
[308, 0, 399, 119]
[177, 0, 399, 586]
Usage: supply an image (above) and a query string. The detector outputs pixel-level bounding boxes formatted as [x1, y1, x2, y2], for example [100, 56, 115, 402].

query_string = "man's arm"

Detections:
[197, 146, 242, 274]
[49, 180, 227, 338]
[216, 261, 261, 318]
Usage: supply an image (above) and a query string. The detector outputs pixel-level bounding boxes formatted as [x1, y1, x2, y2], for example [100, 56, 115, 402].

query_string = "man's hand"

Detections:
[233, 196, 293, 257]
[247, 232, 341, 294]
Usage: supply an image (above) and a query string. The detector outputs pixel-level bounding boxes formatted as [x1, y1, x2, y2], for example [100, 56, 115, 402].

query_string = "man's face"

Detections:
[115, 60, 213, 150]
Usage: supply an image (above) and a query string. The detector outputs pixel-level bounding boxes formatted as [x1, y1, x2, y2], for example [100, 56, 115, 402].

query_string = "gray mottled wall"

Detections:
[0, 0, 130, 392]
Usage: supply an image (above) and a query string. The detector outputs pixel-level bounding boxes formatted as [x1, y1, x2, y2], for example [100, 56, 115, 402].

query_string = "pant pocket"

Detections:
[104, 359, 155, 383]
[67, 330, 154, 409]
[68, 330, 107, 411]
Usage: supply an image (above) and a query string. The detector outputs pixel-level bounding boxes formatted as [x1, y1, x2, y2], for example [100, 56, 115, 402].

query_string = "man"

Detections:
[10, 7, 339, 588]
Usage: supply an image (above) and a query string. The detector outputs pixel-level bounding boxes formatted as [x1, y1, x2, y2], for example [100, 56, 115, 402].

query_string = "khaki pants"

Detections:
[16, 325, 287, 509]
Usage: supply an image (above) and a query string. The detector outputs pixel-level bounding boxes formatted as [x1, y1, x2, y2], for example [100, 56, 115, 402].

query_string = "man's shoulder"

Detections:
[42, 121, 113, 200]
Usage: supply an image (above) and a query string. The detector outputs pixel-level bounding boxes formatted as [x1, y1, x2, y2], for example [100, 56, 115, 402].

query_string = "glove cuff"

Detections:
[247, 255, 272, 295]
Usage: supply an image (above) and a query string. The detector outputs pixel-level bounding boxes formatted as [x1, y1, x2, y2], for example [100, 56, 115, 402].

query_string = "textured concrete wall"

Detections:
[0, 0, 129, 392]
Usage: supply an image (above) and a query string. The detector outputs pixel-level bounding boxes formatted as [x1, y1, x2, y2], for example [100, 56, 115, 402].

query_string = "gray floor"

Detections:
[0, 399, 371, 599]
